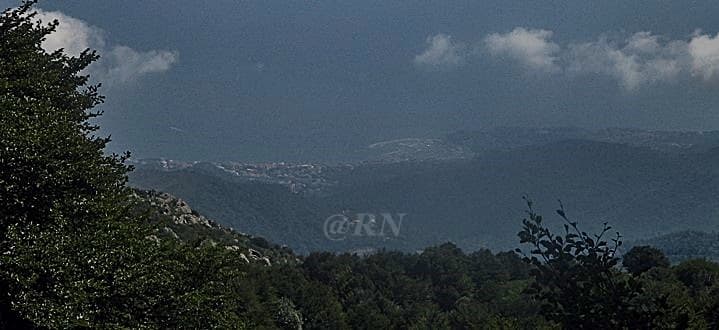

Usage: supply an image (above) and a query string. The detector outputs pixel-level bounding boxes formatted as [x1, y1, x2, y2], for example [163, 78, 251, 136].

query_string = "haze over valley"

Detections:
[129, 127, 719, 258]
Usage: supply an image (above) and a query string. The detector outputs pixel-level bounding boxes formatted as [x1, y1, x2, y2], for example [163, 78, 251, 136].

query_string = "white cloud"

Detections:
[35, 10, 105, 57]
[411, 27, 719, 90]
[100, 46, 179, 83]
[35, 10, 178, 86]
[688, 31, 719, 81]
[625, 31, 661, 54]
[568, 32, 686, 91]
[414, 34, 465, 70]
[485, 27, 560, 71]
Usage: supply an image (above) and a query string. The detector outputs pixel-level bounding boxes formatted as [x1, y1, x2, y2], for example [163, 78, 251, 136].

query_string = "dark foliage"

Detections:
[622, 245, 670, 276]
[517, 198, 680, 328]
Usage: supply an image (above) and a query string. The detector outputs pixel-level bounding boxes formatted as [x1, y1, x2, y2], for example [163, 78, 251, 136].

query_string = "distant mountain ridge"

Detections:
[131, 127, 719, 169]
[129, 158, 348, 195]
[626, 230, 719, 263]
[129, 127, 719, 254]
[447, 127, 719, 154]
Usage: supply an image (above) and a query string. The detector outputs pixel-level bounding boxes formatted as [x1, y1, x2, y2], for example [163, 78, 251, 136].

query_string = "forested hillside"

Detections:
[627, 231, 719, 263]
[131, 138, 719, 254]
[131, 168, 334, 253]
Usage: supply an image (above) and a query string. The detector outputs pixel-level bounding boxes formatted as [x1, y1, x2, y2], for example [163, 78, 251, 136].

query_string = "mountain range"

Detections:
[128, 127, 719, 255]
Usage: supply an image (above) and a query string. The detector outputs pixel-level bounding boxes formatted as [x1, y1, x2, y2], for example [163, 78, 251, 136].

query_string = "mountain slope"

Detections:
[323, 140, 719, 251]
[627, 231, 719, 263]
[129, 133, 719, 253]
[131, 189, 298, 264]
[447, 127, 719, 154]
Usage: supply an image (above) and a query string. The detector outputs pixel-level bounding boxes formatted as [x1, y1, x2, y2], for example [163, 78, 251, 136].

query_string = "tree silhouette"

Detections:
[622, 245, 670, 276]
[516, 198, 674, 328]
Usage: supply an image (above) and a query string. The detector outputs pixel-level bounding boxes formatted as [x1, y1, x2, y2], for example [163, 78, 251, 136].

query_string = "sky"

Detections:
[7, 0, 719, 162]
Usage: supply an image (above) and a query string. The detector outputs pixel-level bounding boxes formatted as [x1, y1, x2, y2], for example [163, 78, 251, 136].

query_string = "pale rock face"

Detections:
[161, 227, 180, 240]
[174, 200, 193, 215]
[133, 190, 282, 267]
[226, 246, 271, 265]
[149, 193, 212, 227]
[248, 248, 263, 260]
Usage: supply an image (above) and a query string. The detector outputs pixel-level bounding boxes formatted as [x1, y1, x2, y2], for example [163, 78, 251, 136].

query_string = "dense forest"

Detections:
[2, 2, 719, 328]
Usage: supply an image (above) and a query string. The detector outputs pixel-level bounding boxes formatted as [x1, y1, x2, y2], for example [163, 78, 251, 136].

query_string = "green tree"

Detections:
[673, 259, 719, 293]
[0, 1, 132, 327]
[0, 3, 261, 328]
[516, 198, 672, 328]
[272, 297, 303, 329]
[0, 0, 131, 234]
[622, 245, 670, 276]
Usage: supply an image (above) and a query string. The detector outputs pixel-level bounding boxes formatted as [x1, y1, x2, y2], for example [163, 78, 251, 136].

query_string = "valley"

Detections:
[129, 127, 719, 256]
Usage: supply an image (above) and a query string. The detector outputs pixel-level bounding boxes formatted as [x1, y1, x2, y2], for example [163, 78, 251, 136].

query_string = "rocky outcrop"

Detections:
[132, 189, 297, 267]
[147, 192, 213, 227]
[161, 226, 180, 239]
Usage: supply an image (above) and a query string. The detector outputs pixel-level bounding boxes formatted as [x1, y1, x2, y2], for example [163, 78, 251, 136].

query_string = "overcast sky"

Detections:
[8, 1, 719, 161]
